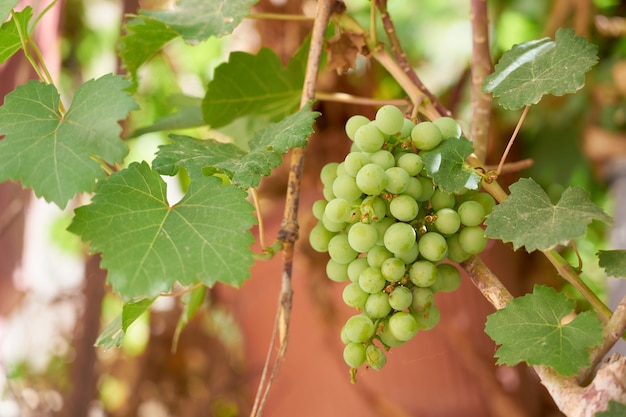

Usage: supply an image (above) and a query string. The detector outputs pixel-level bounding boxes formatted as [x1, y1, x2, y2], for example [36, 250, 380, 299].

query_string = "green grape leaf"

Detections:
[68, 162, 256, 301]
[142, 0, 258, 44]
[484, 178, 612, 252]
[0, 6, 31, 65]
[597, 250, 626, 278]
[484, 285, 603, 376]
[484, 28, 598, 110]
[0, 0, 19, 22]
[420, 137, 481, 194]
[0, 75, 138, 209]
[202, 46, 306, 128]
[119, 15, 178, 88]
[96, 298, 154, 349]
[153, 104, 319, 188]
[172, 285, 207, 351]
[595, 401, 626, 417]
[127, 96, 204, 138]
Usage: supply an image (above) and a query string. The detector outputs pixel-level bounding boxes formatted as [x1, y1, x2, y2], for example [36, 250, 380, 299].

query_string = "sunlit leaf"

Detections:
[0, 6, 31, 64]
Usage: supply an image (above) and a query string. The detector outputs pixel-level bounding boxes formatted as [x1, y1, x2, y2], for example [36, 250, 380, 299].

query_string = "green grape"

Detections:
[312, 199, 327, 220]
[354, 122, 385, 152]
[333, 174, 363, 202]
[433, 208, 461, 235]
[396, 152, 424, 176]
[344, 314, 375, 343]
[364, 292, 392, 318]
[360, 196, 387, 223]
[385, 167, 410, 194]
[358, 266, 386, 293]
[375, 105, 405, 135]
[322, 213, 346, 233]
[431, 263, 462, 293]
[336, 162, 347, 177]
[411, 121, 443, 151]
[322, 185, 335, 201]
[344, 152, 370, 177]
[356, 163, 387, 196]
[345, 115, 370, 141]
[328, 234, 358, 264]
[416, 176, 435, 202]
[366, 344, 387, 370]
[401, 177, 422, 200]
[388, 311, 418, 341]
[321, 162, 339, 186]
[433, 116, 461, 139]
[399, 118, 416, 138]
[343, 342, 367, 368]
[325, 198, 352, 223]
[381, 257, 406, 282]
[372, 217, 395, 246]
[347, 257, 369, 282]
[326, 259, 350, 282]
[431, 188, 456, 211]
[348, 222, 378, 253]
[309, 222, 335, 252]
[389, 286, 413, 310]
[369, 149, 395, 170]
[471, 192, 496, 215]
[389, 195, 419, 222]
[343, 282, 369, 309]
[410, 286, 434, 311]
[409, 260, 438, 287]
[367, 245, 393, 268]
[446, 233, 471, 263]
[340, 324, 351, 344]
[378, 318, 405, 347]
[417, 232, 448, 262]
[459, 226, 487, 254]
[383, 222, 416, 254]
[457, 200, 486, 227]
[414, 304, 440, 330]
[394, 242, 419, 264]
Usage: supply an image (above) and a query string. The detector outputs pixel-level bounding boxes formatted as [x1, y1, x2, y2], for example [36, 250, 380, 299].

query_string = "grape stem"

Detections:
[315, 91, 410, 107]
[496, 105, 530, 176]
[249, 2, 335, 417]
[484, 158, 534, 175]
[250, 188, 267, 250]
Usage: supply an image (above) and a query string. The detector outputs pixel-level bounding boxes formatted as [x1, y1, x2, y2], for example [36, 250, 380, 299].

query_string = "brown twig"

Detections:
[315, 91, 410, 107]
[497, 105, 529, 175]
[484, 158, 533, 175]
[469, 0, 493, 161]
[249, 2, 336, 416]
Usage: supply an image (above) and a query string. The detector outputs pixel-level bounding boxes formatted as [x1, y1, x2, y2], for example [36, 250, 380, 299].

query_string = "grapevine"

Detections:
[309, 105, 495, 380]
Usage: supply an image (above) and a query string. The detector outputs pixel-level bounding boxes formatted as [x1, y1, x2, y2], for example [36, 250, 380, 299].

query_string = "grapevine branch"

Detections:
[249, 2, 336, 416]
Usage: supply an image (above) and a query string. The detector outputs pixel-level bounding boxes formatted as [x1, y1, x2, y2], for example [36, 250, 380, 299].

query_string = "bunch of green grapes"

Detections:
[308, 105, 495, 380]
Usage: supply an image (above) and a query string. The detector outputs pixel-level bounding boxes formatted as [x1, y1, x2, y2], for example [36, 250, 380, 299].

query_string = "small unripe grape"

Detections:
[343, 282, 369, 309]
[431, 263, 462, 293]
[433, 208, 461, 235]
[309, 222, 335, 252]
[414, 304, 440, 330]
[384, 222, 416, 254]
[389, 286, 413, 310]
[347, 257, 369, 282]
[356, 163, 387, 196]
[394, 242, 419, 264]
[345, 115, 370, 141]
[411, 121, 443, 151]
[343, 342, 366, 368]
[312, 199, 327, 220]
[389, 195, 419, 222]
[366, 344, 387, 370]
[399, 118, 416, 138]
[459, 226, 487, 254]
[369, 150, 395, 170]
[355, 123, 385, 152]
[402, 177, 423, 200]
[472, 192, 496, 215]
[457, 200, 486, 227]
[446, 233, 471, 263]
[344, 152, 370, 177]
[378, 319, 405, 347]
[358, 267, 386, 293]
[375, 105, 404, 135]
[328, 234, 358, 264]
[433, 116, 462, 139]
[410, 286, 434, 312]
[431, 189, 456, 211]
[372, 217, 394, 246]
[396, 153, 424, 176]
[322, 213, 346, 233]
[385, 167, 410, 194]
[418, 232, 448, 262]
[381, 257, 406, 282]
[409, 260, 438, 287]
[326, 259, 349, 282]
[360, 196, 387, 223]
[348, 222, 378, 253]
[325, 198, 352, 223]
[388, 311, 418, 341]
[320, 162, 339, 186]
[416, 177, 435, 201]
[365, 292, 392, 318]
[367, 245, 393, 268]
[344, 314, 375, 343]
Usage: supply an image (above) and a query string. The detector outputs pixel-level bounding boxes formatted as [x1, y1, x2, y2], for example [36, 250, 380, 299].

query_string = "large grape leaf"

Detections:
[596, 401, 626, 417]
[483, 28, 598, 110]
[153, 104, 319, 188]
[0, 0, 19, 22]
[202, 46, 307, 128]
[484, 285, 603, 376]
[0, 75, 138, 208]
[0, 6, 31, 64]
[68, 162, 256, 301]
[96, 298, 154, 349]
[484, 178, 612, 252]
[119, 15, 178, 88]
[420, 137, 481, 194]
[142, 0, 258, 44]
[597, 250, 626, 278]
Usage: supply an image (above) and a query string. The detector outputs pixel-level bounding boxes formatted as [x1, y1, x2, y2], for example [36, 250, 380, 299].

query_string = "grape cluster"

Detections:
[308, 105, 495, 380]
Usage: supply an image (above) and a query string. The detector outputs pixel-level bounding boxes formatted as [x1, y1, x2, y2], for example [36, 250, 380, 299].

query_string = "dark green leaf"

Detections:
[68, 162, 256, 300]
[484, 28, 599, 110]
[202, 47, 304, 128]
[484, 178, 612, 252]
[485, 285, 603, 376]
[96, 298, 154, 349]
[154, 105, 319, 188]
[598, 250, 626, 278]
[142, 0, 258, 44]
[0, 7, 31, 65]
[0, 75, 138, 208]
[420, 137, 481, 194]
[595, 401, 626, 417]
